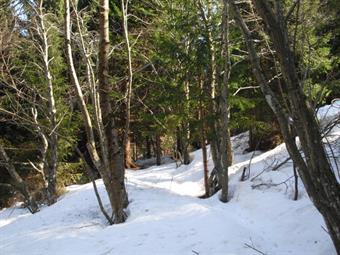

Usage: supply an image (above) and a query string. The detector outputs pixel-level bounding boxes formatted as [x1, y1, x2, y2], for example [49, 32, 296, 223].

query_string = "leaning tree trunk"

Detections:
[98, 0, 127, 224]
[232, 1, 340, 251]
[0, 146, 39, 213]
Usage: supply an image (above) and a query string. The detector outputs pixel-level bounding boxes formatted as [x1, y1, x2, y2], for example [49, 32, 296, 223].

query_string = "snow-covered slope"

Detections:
[0, 102, 339, 255]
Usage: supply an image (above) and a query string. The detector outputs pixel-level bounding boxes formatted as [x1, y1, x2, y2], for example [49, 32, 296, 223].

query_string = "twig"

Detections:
[250, 161, 276, 182]
[244, 242, 267, 255]
[321, 225, 329, 235]
[233, 86, 260, 96]
[272, 157, 291, 171]
[252, 175, 294, 190]
[285, 0, 300, 23]
[243, 135, 263, 181]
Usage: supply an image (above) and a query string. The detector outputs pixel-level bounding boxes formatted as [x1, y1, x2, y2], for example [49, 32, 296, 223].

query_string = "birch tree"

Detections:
[33, 0, 58, 204]
[121, 0, 139, 169]
[64, 0, 128, 224]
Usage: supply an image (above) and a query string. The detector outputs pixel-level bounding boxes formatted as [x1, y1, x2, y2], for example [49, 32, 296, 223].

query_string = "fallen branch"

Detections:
[252, 175, 294, 191]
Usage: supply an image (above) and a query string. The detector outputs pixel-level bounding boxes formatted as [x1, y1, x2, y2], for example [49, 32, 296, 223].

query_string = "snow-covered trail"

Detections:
[0, 102, 339, 255]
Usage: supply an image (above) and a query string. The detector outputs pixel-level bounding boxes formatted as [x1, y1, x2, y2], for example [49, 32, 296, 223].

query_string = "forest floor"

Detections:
[0, 102, 339, 255]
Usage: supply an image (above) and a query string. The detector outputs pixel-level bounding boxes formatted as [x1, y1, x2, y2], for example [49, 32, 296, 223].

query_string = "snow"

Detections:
[317, 99, 340, 127]
[0, 103, 339, 255]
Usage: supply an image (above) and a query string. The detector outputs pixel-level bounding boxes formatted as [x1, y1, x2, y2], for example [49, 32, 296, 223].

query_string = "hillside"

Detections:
[0, 102, 339, 255]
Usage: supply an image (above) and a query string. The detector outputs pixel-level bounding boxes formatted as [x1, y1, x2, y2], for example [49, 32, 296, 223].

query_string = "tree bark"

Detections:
[218, 0, 232, 202]
[155, 133, 161, 166]
[124, 136, 139, 169]
[199, 94, 209, 197]
[182, 41, 191, 165]
[98, 0, 127, 224]
[145, 136, 152, 158]
[121, 0, 134, 170]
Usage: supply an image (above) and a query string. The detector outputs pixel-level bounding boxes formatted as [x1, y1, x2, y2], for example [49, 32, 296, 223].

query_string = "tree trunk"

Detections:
[37, 1, 58, 204]
[31, 104, 50, 201]
[181, 123, 191, 165]
[98, 0, 127, 224]
[121, 0, 134, 171]
[182, 51, 191, 165]
[155, 133, 161, 166]
[145, 136, 152, 158]
[124, 136, 139, 169]
[197, 0, 232, 202]
[218, 0, 233, 202]
[199, 97, 209, 197]
[0, 146, 39, 213]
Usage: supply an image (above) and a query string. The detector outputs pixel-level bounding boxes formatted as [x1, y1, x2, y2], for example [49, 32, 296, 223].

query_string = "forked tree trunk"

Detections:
[72, 1, 108, 171]
[197, 0, 233, 202]
[232, 1, 340, 251]
[64, 0, 128, 224]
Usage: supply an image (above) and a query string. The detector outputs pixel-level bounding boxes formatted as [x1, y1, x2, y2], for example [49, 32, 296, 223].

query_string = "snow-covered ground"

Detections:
[0, 101, 339, 255]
